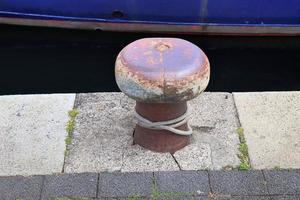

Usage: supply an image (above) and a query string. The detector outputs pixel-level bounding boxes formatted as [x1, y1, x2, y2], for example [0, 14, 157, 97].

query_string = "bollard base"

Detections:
[134, 102, 191, 154]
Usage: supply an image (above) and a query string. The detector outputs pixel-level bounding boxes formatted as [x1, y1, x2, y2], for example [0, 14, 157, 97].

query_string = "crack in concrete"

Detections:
[119, 140, 131, 172]
[201, 141, 214, 168]
[191, 125, 215, 132]
[232, 93, 253, 169]
[170, 153, 182, 170]
[61, 94, 78, 173]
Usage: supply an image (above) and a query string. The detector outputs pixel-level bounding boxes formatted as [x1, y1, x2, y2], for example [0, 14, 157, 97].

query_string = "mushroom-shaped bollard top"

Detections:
[115, 38, 210, 103]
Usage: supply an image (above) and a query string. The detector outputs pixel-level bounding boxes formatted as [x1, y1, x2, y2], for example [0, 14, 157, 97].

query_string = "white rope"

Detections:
[134, 107, 193, 136]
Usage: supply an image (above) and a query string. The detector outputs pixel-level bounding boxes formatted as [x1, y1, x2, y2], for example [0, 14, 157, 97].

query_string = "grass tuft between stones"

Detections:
[127, 194, 141, 200]
[274, 166, 283, 170]
[151, 176, 160, 200]
[64, 109, 79, 157]
[237, 127, 251, 171]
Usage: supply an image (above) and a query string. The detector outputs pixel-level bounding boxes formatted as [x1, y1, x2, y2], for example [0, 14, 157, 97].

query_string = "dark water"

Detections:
[0, 25, 299, 95]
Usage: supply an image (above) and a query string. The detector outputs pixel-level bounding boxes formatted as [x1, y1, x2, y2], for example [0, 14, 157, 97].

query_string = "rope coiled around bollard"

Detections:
[134, 107, 193, 136]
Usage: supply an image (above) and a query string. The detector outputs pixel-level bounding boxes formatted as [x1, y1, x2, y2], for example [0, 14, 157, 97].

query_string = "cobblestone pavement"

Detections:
[0, 170, 299, 200]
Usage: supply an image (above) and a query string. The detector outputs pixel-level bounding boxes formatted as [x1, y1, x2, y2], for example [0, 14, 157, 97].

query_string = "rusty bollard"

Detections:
[115, 38, 210, 153]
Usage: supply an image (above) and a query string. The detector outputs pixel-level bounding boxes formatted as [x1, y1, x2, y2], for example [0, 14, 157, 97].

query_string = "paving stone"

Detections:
[96, 198, 129, 200]
[190, 197, 213, 200]
[204, 196, 271, 200]
[154, 171, 209, 196]
[96, 196, 273, 200]
[206, 194, 232, 200]
[98, 172, 152, 198]
[264, 170, 300, 195]
[234, 92, 300, 169]
[0, 175, 43, 200]
[68, 92, 179, 174]
[209, 171, 268, 195]
[96, 198, 134, 200]
[41, 173, 98, 199]
[122, 145, 179, 172]
[174, 93, 240, 170]
[0, 94, 75, 176]
[158, 196, 207, 200]
[98, 197, 198, 200]
[75, 92, 124, 107]
[64, 93, 134, 173]
[173, 143, 212, 170]
[271, 195, 300, 200]
[231, 196, 271, 200]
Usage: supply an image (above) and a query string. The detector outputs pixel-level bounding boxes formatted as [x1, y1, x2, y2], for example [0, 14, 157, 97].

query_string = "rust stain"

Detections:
[1, 17, 300, 36]
[115, 38, 210, 103]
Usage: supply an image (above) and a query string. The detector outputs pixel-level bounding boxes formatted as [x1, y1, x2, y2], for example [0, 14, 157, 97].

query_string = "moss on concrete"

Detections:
[64, 109, 79, 157]
[237, 127, 251, 170]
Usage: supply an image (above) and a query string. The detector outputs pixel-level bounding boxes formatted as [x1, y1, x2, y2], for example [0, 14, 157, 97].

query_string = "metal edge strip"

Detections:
[1, 17, 300, 36]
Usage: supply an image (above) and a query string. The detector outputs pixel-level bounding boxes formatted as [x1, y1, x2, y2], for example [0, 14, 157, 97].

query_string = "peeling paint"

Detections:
[115, 38, 210, 103]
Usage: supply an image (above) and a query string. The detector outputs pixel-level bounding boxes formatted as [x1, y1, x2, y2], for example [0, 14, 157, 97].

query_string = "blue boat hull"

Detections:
[1, 0, 300, 35]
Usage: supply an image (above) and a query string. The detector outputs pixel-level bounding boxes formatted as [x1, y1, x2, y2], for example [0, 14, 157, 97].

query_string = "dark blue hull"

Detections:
[1, 0, 300, 35]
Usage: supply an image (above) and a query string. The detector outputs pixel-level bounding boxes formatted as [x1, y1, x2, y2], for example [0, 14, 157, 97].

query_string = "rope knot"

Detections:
[134, 107, 193, 136]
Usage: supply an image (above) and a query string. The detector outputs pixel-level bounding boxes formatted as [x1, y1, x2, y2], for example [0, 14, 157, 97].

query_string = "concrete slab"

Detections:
[0, 94, 75, 176]
[65, 93, 179, 173]
[173, 143, 212, 170]
[65, 92, 241, 172]
[122, 145, 179, 172]
[234, 92, 300, 169]
[174, 93, 240, 170]
[64, 93, 134, 173]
